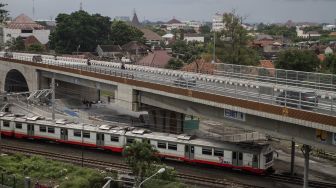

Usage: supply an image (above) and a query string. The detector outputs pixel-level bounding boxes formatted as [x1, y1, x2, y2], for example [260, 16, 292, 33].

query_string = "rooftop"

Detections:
[7, 14, 45, 30]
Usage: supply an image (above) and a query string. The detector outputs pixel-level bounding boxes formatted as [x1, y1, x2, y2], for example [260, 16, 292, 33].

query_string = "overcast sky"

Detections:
[3, 0, 336, 23]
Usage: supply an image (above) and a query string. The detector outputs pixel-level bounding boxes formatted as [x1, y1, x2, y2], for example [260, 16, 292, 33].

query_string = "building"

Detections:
[140, 28, 162, 46]
[212, 13, 224, 32]
[137, 50, 172, 68]
[3, 14, 50, 45]
[96, 45, 123, 58]
[165, 18, 186, 31]
[296, 26, 321, 38]
[325, 46, 334, 55]
[162, 33, 174, 45]
[323, 24, 336, 31]
[184, 34, 204, 43]
[183, 20, 204, 32]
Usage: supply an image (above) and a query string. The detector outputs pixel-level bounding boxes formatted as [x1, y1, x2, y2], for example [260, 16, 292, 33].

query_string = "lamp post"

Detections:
[211, 32, 216, 64]
[81, 123, 84, 167]
[137, 168, 165, 188]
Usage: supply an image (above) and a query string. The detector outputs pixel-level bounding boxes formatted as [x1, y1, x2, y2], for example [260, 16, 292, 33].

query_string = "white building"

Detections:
[165, 18, 186, 31]
[184, 34, 204, 43]
[162, 33, 174, 45]
[212, 13, 225, 32]
[3, 14, 50, 45]
[183, 20, 204, 32]
[323, 24, 336, 31]
[296, 26, 321, 38]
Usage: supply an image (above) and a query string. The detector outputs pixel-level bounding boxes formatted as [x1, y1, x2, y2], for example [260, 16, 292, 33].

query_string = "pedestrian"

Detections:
[121, 62, 125, 70]
[87, 58, 91, 66]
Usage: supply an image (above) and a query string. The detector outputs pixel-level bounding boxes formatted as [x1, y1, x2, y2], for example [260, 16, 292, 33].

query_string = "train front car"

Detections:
[259, 144, 274, 174]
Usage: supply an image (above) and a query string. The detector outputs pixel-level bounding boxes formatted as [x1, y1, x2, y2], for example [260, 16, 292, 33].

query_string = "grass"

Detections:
[0, 154, 115, 188]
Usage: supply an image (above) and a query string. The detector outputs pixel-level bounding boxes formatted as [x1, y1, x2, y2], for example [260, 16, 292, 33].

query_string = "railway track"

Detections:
[2, 144, 336, 188]
[0, 144, 258, 188]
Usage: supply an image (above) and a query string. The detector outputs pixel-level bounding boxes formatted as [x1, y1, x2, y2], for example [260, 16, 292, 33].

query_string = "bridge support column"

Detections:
[146, 107, 184, 134]
[116, 84, 139, 111]
[301, 144, 312, 188]
[290, 141, 295, 176]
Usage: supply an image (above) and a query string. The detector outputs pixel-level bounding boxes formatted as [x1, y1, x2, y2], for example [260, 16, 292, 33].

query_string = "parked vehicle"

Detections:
[32, 55, 43, 63]
[174, 76, 196, 88]
[0, 112, 274, 174]
[4, 52, 13, 58]
[276, 91, 318, 110]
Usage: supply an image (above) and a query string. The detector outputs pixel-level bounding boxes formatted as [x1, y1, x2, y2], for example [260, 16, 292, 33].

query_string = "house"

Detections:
[253, 34, 274, 47]
[329, 32, 336, 37]
[165, 18, 186, 31]
[96, 45, 123, 58]
[183, 20, 204, 32]
[259, 60, 275, 76]
[323, 24, 336, 31]
[122, 41, 150, 61]
[296, 26, 321, 38]
[3, 14, 50, 45]
[181, 58, 218, 74]
[137, 50, 173, 68]
[324, 47, 334, 55]
[139, 28, 162, 46]
[184, 34, 204, 43]
[162, 33, 175, 45]
[24, 35, 42, 48]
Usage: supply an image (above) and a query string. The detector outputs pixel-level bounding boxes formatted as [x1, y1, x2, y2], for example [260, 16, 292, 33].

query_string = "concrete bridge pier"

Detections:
[290, 140, 296, 176]
[116, 84, 139, 111]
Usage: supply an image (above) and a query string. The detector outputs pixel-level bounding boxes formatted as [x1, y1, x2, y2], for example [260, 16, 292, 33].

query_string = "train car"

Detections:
[0, 113, 274, 174]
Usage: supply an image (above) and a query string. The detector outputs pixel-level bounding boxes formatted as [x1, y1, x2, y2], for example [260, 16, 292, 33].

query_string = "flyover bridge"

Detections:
[0, 52, 335, 152]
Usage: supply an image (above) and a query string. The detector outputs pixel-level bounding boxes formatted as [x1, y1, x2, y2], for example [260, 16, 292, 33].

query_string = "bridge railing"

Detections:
[1, 53, 335, 116]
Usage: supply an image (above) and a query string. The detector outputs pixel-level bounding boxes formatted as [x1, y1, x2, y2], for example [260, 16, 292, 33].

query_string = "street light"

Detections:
[138, 168, 165, 188]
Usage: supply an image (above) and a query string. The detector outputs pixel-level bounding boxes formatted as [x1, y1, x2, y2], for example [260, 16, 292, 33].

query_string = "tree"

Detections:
[110, 21, 145, 45]
[123, 141, 159, 184]
[166, 59, 184, 70]
[275, 49, 320, 72]
[49, 11, 112, 54]
[199, 25, 211, 34]
[216, 11, 259, 65]
[323, 54, 336, 74]
[0, 3, 8, 23]
[171, 40, 204, 64]
[5, 37, 25, 51]
[27, 44, 45, 52]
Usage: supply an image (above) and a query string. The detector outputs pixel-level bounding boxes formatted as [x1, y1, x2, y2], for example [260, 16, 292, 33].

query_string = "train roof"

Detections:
[0, 113, 270, 153]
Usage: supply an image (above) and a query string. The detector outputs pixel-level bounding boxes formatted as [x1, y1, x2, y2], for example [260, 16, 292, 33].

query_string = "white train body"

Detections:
[0, 113, 274, 174]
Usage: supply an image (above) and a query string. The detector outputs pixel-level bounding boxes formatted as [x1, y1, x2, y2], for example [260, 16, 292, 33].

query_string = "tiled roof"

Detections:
[122, 41, 150, 52]
[7, 14, 44, 30]
[259, 60, 275, 76]
[329, 32, 336, 36]
[166, 18, 182, 24]
[137, 50, 172, 68]
[24, 35, 41, 47]
[131, 12, 141, 26]
[140, 28, 162, 41]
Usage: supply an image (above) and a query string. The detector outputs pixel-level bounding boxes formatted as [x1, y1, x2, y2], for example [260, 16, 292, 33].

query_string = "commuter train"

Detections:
[0, 113, 274, 174]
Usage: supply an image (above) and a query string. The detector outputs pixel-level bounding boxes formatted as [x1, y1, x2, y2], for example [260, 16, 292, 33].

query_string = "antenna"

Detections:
[32, 0, 35, 20]
[80, 0, 83, 11]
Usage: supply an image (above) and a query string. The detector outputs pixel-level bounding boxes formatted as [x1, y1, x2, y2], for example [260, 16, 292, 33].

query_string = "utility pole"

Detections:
[212, 32, 216, 64]
[51, 74, 55, 122]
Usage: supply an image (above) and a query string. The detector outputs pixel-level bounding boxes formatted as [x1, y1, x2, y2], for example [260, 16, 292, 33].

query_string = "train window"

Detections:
[157, 142, 167, 149]
[232, 152, 237, 159]
[83, 131, 90, 138]
[3, 121, 10, 127]
[168, 143, 177, 150]
[202, 148, 212, 155]
[48, 127, 55, 134]
[74, 130, 82, 137]
[110, 135, 119, 142]
[39, 125, 46, 132]
[239, 153, 243, 160]
[214, 149, 224, 157]
[265, 152, 273, 163]
[15, 123, 22, 129]
[127, 138, 134, 144]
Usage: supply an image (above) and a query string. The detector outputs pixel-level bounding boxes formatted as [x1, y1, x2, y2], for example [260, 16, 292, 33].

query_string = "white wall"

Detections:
[3, 28, 50, 45]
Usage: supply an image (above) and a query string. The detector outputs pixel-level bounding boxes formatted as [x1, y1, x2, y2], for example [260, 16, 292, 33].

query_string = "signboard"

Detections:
[315, 129, 327, 143]
[224, 109, 245, 121]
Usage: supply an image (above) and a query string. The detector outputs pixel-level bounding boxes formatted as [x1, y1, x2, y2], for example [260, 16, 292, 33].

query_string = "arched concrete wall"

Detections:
[0, 60, 39, 92]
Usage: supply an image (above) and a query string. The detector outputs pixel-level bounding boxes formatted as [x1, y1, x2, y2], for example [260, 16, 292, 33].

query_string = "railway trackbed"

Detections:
[0, 144, 259, 188]
[1, 144, 336, 188]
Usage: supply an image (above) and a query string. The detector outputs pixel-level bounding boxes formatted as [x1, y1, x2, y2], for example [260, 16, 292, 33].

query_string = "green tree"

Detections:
[275, 49, 320, 72]
[257, 24, 297, 40]
[110, 20, 145, 45]
[171, 40, 204, 64]
[323, 54, 336, 74]
[216, 11, 259, 65]
[49, 11, 111, 54]
[27, 44, 45, 52]
[0, 3, 8, 23]
[199, 25, 211, 34]
[6, 37, 25, 51]
[123, 141, 159, 183]
[165, 58, 184, 70]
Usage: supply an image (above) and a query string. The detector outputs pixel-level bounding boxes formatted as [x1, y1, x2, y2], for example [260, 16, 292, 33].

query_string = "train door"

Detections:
[184, 145, 194, 160]
[27, 124, 34, 137]
[238, 152, 243, 166]
[96, 133, 105, 146]
[232, 152, 238, 166]
[60, 128, 68, 140]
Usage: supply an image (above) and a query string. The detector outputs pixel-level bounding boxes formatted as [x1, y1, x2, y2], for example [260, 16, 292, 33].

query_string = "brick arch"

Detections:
[4, 69, 30, 92]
